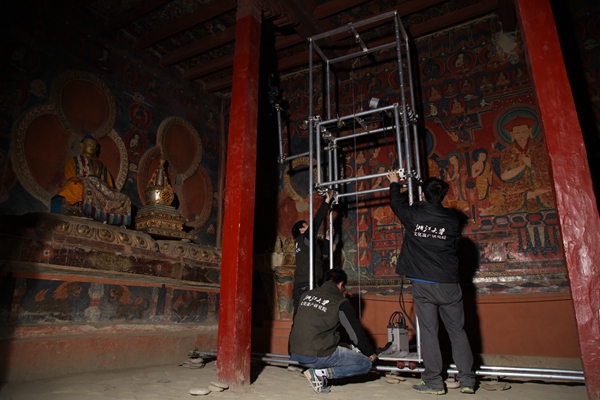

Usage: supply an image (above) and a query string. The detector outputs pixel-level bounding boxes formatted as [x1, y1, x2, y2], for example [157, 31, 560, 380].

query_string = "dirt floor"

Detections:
[0, 358, 588, 400]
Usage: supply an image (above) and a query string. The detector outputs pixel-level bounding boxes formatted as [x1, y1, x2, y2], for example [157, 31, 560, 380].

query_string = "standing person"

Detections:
[386, 172, 476, 395]
[291, 190, 333, 316]
[289, 268, 378, 394]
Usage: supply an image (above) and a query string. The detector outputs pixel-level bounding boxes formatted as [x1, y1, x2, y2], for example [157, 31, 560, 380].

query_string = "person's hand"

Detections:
[386, 170, 400, 183]
[369, 354, 378, 362]
[325, 189, 334, 203]
[325, 228, 334, 240]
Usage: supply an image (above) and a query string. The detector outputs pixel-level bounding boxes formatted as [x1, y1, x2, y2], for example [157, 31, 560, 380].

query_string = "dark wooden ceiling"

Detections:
[89, 0, 516, 94]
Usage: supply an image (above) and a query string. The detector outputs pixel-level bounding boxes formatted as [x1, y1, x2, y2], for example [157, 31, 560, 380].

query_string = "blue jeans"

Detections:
[291, 346, 372, 379]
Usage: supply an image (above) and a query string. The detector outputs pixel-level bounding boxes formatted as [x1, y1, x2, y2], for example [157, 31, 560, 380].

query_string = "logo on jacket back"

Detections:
[414, 224, 447, 239]
[300, 295, 330, 312]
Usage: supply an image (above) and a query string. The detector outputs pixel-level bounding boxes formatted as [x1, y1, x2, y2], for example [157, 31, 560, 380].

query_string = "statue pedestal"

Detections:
[135, 204, 197, 241]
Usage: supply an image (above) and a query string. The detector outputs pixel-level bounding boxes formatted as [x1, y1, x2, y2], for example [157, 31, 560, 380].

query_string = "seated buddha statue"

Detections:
[56, 135, 132, 226]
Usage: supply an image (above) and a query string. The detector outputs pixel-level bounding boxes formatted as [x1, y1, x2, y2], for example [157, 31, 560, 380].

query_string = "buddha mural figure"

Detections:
[486, 115, 555, 215]
[57, 135, 132, 225]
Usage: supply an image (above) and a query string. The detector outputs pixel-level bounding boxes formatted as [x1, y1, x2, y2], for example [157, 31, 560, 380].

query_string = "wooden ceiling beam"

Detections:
[190, 0, 501, 91]
[162, 30, 301, 71]
[409, 0, 498, 37]
[274, 0, 499, 73]
[390, 0, 450, 20]
[275, 33, 304, 50]
[314, 0, 373, 20]
[203, 49, 321, 92]
[277, 49, 319, 71]
[183, 35, 308, 80]
[134, 0, 237, 51]
[202, 76, 235, 93]
[183, 53, 235, 81]
[280, 0, 352, 76]
[316, 0, 448, 35]
[107, 0, 170, 30]
[161, 26, 236, 67]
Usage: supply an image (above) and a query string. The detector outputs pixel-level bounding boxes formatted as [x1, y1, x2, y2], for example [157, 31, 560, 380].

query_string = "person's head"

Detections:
[510, 124, 532, 146]
[421, 177, 449, 205]
[80, 135, 98, 158]
[447, 151, 461, 166]
[291, 220, 308, 239]
[324, 268, 348, 292]
[472, 148, 488, 162]
[502, 115, 537, 146]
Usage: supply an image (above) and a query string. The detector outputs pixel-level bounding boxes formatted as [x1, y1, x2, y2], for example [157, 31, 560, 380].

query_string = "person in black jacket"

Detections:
[289, 268, 378, 394]
[291, 190, 333, 317]
[386, 172, 476, 395]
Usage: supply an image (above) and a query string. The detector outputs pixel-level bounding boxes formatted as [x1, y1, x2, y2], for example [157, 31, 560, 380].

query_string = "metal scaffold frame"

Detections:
[276, 9, 424, 366]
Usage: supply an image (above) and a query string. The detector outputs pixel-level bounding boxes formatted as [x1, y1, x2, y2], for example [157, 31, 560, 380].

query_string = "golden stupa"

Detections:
[135, 158, 197, 241]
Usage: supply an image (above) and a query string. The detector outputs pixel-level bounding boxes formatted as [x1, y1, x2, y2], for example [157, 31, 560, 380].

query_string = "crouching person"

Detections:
[289, 268, 378, 394]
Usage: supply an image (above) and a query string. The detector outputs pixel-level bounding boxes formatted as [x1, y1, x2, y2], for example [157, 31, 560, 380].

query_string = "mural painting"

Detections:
[278, 14, 569, 295]
[5, 275, 218, 325]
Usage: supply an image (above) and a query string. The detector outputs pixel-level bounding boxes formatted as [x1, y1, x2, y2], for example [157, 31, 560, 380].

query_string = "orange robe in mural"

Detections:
[488, 139, 554, 214]
[444, 162, 469, 212]
[474, 161, 493, 200]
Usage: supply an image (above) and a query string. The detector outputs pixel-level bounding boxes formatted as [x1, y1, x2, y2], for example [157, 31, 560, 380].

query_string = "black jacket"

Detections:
[294, 200, 330, 285]
[389, 182, 461, 283]
[289, 281, 375, 357]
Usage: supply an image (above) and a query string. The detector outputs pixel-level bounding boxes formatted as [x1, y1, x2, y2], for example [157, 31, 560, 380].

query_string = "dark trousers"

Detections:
[292, 281, 310, 318]
[288, 281, 311, 355]
[412, 281, 476, 390]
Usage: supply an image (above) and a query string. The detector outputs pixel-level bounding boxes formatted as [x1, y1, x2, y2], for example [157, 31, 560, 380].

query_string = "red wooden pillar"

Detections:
[515, 0, 600, 397]
[216, 0, 261, 387]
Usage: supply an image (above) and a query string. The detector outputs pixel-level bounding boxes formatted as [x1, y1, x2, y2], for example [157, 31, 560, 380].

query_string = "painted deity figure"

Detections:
[444, 152, 469, 212]
[450, 98, 464, 114]
[487, 115, 555, 215]
[371, 165, 387, 200]
[57, 135, 132, 225]
[429, 86, 441, 102]
[496, 71, 510, 87]
[471, 148, 493, 201]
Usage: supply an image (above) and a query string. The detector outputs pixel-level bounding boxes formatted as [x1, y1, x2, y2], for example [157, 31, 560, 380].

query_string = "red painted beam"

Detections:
[514, 0, 600, 398]
[215, 0, 261, 388]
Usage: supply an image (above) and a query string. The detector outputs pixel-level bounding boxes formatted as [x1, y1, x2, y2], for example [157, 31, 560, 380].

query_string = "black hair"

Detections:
[421, 177, 449, 205]
[291, 220, 307, 239]
[324, 268, 347, 285]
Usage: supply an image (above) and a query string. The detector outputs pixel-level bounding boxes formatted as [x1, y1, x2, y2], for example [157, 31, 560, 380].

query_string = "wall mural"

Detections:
[0, 4, 222, 245]
[278, 14, 571, 295]
[6, 275, 218, 325]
